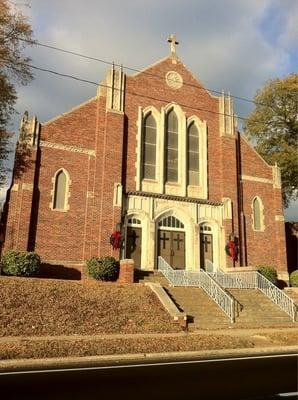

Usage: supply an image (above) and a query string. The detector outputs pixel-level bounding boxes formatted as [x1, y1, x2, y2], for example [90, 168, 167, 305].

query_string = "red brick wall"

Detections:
[2, 56, 287, 274]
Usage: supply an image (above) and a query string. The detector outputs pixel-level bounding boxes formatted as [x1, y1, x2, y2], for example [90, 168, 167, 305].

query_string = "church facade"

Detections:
[1, 40, 288, 279]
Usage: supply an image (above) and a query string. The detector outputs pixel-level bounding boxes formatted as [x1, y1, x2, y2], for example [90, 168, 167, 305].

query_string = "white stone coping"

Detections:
[145, 282, 187, 322]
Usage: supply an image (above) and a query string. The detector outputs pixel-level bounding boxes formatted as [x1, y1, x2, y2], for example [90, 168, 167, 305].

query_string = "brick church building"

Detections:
[1, 37, 288, 280]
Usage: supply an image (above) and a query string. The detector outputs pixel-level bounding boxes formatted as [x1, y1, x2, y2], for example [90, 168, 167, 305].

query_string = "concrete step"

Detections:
[228, 289, 294, 325]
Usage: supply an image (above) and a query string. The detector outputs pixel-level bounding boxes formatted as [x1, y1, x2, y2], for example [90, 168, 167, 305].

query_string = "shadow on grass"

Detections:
[38, 263, 81, 280]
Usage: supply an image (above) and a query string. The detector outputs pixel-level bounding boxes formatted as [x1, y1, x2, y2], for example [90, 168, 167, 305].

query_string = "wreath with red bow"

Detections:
[110, 231, 122, 250]
[225, 240, 238, 261]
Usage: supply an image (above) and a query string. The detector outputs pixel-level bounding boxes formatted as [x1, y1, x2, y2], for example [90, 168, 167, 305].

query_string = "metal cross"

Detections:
[173, 234, 183, 251]
[167, 34, 179, 56]
[202, 235, 212, 252]
[160, 232, 170, 249]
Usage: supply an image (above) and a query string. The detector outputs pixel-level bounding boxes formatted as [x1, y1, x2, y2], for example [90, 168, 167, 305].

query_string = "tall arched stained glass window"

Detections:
[187, 122, 199, 185]
[166, 109, 178, 182]
[53, 170, 67, 210]
[142, 113, 157, 180]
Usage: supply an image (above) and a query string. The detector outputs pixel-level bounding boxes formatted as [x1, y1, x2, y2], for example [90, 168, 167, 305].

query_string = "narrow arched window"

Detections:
[253, 197, 262, 231]
[142, 113, 157, 180]
[53, 170, 67, 210]
[188, 122, 199, 185]
[166, 109, 178, 182]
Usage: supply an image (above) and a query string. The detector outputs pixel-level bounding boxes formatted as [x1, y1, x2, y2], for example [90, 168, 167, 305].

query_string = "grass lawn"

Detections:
[0, 276, 181, 336]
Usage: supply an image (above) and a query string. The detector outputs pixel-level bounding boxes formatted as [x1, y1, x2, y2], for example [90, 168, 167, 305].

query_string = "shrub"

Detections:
[289, 270, 298, 287]
[257, 265, 278, 285]
[1, 250, 41, 277]
[86, 256, 119, 281]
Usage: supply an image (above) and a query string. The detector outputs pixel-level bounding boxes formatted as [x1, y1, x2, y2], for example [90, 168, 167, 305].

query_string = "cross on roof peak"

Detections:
[167, 34, 179, 57]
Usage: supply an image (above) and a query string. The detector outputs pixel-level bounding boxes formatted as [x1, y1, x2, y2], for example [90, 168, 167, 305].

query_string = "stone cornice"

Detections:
[126, 191, 223, 206]
[40, 140, 95, 156]
[241, 174, 273, 185]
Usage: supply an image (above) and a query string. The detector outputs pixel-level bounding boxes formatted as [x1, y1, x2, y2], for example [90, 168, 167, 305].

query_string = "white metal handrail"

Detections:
[157, 256, 201, 286]
[256, 272, 297, 322]
[210, 270, 297, 322]
[199, 269, 235, 323]
[157, 257, 236, 323]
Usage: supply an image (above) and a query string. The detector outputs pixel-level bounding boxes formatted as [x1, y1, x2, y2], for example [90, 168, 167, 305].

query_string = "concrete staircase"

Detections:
[227, 289, 295, 328]
[135, 270, 296, 329]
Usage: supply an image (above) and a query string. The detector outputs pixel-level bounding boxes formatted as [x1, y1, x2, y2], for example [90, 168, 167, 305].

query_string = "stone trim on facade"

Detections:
[40, 140, 95, 156]
[126, 191, 222, 206]
[242, 175, 273, 185]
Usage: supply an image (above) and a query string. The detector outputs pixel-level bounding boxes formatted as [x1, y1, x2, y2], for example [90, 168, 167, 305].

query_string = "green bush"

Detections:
[86, 256, 119, 281]
[289, 270, 298, 287]
[1, 250, 41, 277]
[257, 265, 278, 285]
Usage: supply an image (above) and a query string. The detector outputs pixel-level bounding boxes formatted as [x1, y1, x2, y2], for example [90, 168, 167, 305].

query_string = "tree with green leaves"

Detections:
[244, 74, 298, 207]
[0, 0, 33, 185]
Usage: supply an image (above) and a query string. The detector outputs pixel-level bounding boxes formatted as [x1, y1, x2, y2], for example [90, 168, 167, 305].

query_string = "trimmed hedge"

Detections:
[1, 250, 41, 277]
[257, 266, 278, 285]
[86, 256, 119, 281]
[289, 270, 298, 287]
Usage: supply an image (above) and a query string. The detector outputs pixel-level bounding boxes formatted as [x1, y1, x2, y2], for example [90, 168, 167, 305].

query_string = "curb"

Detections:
[1, 346, 297, 373]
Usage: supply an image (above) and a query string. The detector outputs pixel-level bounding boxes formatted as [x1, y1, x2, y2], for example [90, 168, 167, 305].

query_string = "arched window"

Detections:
[187, 122, 199, 185]
[53, 170, 68, 210]
[142, 113, 157, 180]
[252, 197, 262, 231]
[165, 109, 178, 182]
[158, 216, 184, 229]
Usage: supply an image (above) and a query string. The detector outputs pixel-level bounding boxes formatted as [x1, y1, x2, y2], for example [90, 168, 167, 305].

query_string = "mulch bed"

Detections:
[0, 276, 181, 336]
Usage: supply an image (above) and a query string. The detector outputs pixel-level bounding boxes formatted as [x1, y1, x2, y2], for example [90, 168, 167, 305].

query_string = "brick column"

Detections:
[118, 259, 134, 284]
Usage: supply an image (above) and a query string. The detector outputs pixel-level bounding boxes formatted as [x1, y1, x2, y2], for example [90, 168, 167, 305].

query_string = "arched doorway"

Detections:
[157, 216, 185, 269]
[200, 224, 213, 271]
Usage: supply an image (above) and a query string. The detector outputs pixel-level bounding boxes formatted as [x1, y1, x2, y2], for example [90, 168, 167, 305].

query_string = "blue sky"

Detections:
[2, 0, 298, 219]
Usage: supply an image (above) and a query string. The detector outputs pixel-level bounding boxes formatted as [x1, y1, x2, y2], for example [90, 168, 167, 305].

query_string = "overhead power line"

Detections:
[1, 56, 253, 123]
[14, 36, 273, 107]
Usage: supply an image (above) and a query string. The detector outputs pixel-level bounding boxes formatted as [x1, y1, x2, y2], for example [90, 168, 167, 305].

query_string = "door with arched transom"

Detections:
[157, 216, 185, 269]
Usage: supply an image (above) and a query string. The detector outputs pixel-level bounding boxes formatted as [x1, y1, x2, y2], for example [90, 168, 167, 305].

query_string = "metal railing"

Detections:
[199, 269, 236, 323]
[210, 270, 297, 322]
[157, 257, 236, 323]
[209, 271, 257, 289]
[257, 272, 297, 322]
[157, 256, 201, 286]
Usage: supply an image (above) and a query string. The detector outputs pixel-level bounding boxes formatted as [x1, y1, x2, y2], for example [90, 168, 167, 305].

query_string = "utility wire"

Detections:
[2, 56, 252, 122]
[14, 36, 277, 108]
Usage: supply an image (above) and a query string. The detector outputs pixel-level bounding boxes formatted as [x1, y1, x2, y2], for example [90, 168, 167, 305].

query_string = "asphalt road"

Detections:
[0, 353, 297, 400]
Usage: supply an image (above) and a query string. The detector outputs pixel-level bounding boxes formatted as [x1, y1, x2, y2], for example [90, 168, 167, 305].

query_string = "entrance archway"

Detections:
[126, 217, 142, 268]
[157, 216, 185, 269]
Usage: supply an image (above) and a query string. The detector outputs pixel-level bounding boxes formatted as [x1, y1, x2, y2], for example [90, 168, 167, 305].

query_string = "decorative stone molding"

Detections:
[11, 184, 19, 192]
[222, 197, 232, 220]
[19, 111, 40, 147]
[86, 191, 94, 199]
[242, 175, 273, 185]
[106, 64, 125, 112]
[275, 215, 285, 222]
[272, 163, 282, 189]
[113, 183, 122, 207]
[22, 183, 33, 191]
[165, 71, 183, 89]
[219, 91, 235, 137]
[40, 141, 95, 156]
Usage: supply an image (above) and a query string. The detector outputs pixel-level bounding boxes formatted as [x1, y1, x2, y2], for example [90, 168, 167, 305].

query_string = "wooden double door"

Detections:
[158, 229, 185, 270]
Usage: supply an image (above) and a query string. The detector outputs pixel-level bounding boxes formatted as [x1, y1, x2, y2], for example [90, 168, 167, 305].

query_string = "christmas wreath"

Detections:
[225, 240, 238, 261]
[109, 231, 122, 250]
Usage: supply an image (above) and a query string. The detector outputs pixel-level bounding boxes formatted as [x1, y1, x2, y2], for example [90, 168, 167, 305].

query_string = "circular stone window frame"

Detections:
[165, 71, 183, 89]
